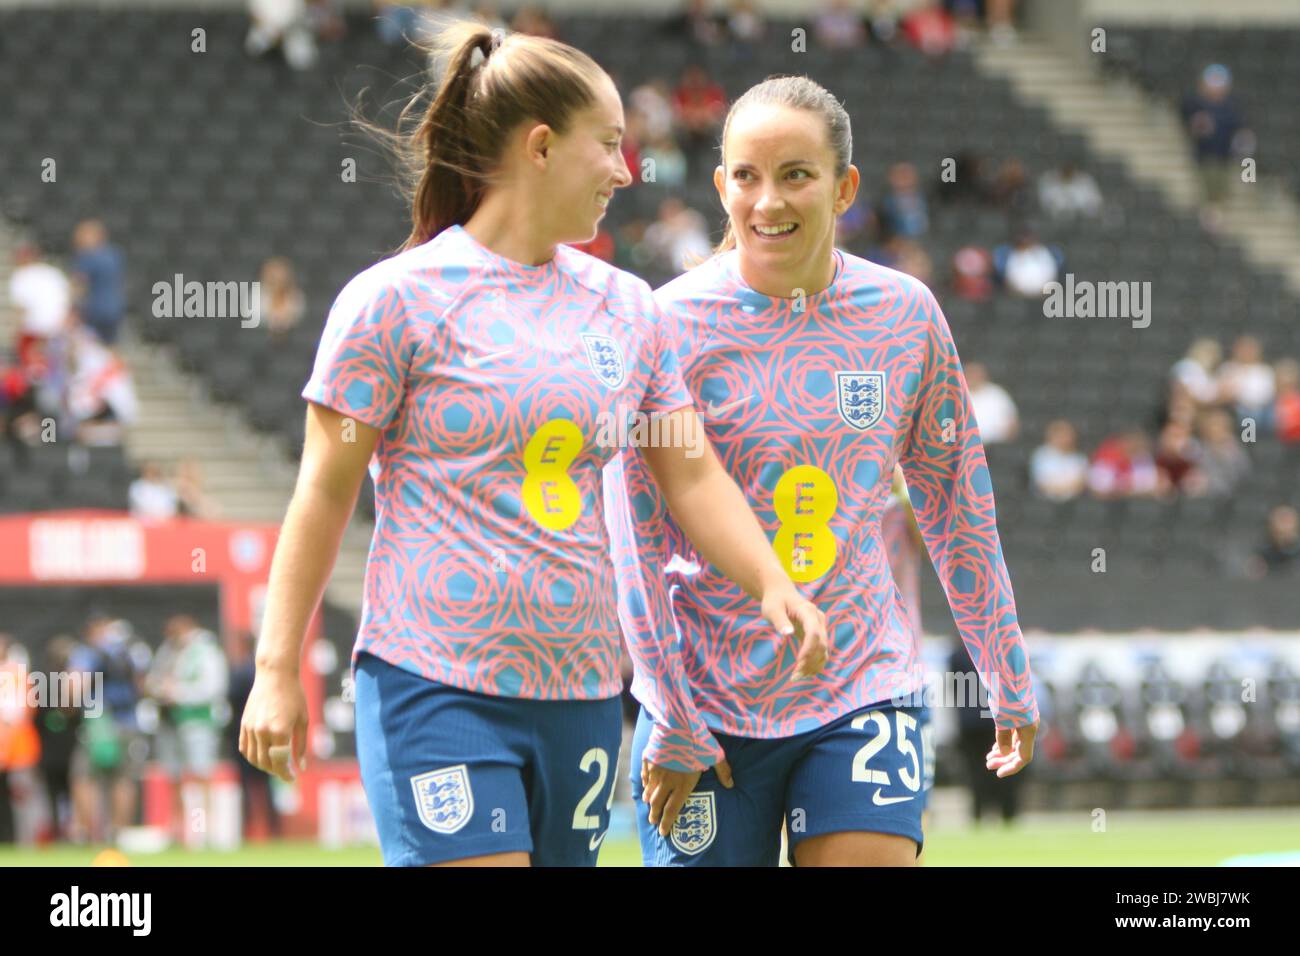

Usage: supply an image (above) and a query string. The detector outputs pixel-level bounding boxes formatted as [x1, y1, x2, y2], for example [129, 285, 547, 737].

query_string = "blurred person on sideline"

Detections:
[950, 244, 994, 301]
[226, 631, 281, 840]
[70, 220, 125, 347]
[965, 361, 1019, 444]
[0, 633, 43, 844]
[68, 615, 150, 844]
[1030, 419, 1088, 500]
[34, 636, 85, 843]
[147, 615, 229, 845]
[949, 641, 1025, 825]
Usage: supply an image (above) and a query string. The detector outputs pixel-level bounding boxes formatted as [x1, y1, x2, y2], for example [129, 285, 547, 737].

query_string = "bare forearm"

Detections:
[662, 468, 788, 602]
[256, 481, 357, 672]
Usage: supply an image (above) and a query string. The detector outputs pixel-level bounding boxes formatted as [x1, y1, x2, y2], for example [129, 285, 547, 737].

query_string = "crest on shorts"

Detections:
[581, 332, 627, 389]
[836, 371, 886, 430]
[669, 791, 717, 856]
[411, 764, 474, 834]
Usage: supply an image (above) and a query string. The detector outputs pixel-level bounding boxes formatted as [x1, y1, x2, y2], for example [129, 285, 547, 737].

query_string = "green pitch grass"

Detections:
[2, 809, 1297, 866]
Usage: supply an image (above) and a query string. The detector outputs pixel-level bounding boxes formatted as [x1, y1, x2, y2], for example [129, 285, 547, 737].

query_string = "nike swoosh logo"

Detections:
[589, 830, 608, 852]
[872, 789, 914, 806]
[704, 395, 752, 417]
[465, 349, 513, 368]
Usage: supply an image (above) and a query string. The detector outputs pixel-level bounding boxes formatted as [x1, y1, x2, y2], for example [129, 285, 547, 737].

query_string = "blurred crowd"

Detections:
[2, 221, 135, 448]
[0, 617, 276, 847]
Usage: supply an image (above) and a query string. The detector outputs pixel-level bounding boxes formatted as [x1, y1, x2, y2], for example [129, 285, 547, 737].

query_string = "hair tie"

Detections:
[469, 29, 504, 68]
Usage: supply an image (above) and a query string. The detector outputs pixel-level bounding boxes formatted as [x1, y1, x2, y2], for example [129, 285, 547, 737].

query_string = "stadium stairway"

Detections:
[972, 35, 1300, 297]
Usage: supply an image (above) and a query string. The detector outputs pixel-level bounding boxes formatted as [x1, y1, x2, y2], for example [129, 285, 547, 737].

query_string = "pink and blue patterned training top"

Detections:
[304, 224, 692, 700]
[605, 249, 1039, 771]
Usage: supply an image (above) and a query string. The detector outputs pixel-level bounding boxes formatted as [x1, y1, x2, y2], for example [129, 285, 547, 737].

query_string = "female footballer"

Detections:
[607, 76, 1038, 866]
[239, 27, 827, 867]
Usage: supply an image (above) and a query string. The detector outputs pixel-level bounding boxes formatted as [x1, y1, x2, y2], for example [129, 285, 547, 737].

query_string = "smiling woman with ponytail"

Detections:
[238, 24, 828, 867]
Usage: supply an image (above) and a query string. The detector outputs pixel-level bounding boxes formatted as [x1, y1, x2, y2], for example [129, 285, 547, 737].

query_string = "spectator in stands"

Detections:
[227, 631, 282, 840]
[0, 349, 37, 443]
[1088, 428, 1160, 498]
[668, 0, 724, 47]
[1272, 358, 1300, 443]
[641, 134, 688, 188]
[1249, 505, 1300, 578]
[1038, 161, 1102, 220]
[725, 0, 766, 47]
[1170, 337, 1222, 407]
[176, 459, 219, 519]
[1195, 409, 1250, 497]
[9, 242, 71, 368]
[65, 326, 138, 446]
[129, 462, 180, 522]
[995, 227, 1060, 297]
[1180, 64, 1248, 223]
[671, 65, 727, 149]
[951, 244, 994, 301]
[1030, 419, 1088, 500]
[901, 0, 957, 59]
[246, 0, 319, 70]
[989, 157, 1032, 221]
[935, 150, 990, 205]
[70, 220, 125, 348]
[879, 236, 934, 286]
[814, 0, 867, 50]
[1153, 420, 1204, 497]
[878, 162, 929, 239]
[147, 615, 229, 846]
[865, 0, 903, 45]
[965, 362, 1019, 445]
[68, 616, 150, 844]
[1216, 334, 1275, 423]
[510, 4, 556, 38]
[835, 196, 877, 249]
[257, 256, 305, 342]
[630, 80, 676, 144]
[641, 198, 711, 275]
[34, 636, 84, 843]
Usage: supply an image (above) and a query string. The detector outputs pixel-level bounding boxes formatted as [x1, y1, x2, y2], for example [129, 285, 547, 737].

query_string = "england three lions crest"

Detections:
[836, 371, 886, 430]
[669, 791, 717, 856]
[411, 765, 474, 834]
[581, 332, 627, 389]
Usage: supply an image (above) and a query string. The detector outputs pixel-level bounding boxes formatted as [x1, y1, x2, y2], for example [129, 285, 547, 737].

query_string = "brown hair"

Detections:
[712, 75, 853, 256]
[356, 20, 609, 253]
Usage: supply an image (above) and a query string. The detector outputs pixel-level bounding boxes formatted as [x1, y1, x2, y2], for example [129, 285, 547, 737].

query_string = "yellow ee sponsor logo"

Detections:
[773, 464, 838, 582]
[522, 419, 583, 530]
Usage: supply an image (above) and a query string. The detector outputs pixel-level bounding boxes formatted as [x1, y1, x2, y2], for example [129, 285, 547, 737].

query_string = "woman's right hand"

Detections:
[239, 663, 309, 783]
